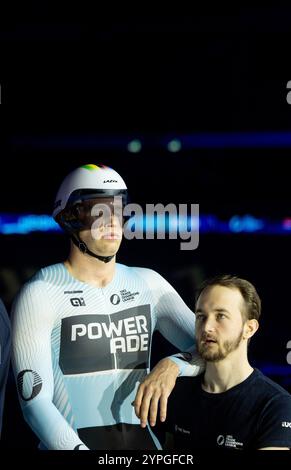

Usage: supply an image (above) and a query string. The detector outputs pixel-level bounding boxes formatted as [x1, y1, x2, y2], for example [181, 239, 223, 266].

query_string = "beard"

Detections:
[197, 328, 244, 362]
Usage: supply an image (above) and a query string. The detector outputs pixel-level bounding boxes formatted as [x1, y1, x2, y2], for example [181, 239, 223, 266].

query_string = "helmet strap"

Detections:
[71, 233, 115, 264]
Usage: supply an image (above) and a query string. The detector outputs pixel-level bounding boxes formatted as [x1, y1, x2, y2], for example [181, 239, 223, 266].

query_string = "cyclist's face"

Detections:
[78, 197, 123, 257]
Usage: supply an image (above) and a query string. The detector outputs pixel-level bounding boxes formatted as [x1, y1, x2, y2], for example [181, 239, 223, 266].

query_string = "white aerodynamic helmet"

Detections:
[52, 164, 128, 263]
[53, 163, 127, 221]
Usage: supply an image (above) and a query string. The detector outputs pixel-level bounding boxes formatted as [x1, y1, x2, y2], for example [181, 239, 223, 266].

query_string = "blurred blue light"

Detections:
[0, 213, 291, 236]
[229, 215, 264, 233]
[0, 214, 61, 235]
[254, 363, 291, 377]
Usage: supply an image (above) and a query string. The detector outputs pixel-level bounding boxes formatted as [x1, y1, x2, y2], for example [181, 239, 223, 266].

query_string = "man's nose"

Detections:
[107, 211, 123, 226]
[203, 316, 216, 333]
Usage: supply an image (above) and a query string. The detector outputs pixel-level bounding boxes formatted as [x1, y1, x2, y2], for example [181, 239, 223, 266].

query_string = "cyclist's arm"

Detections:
[133, 269, 204, 427]
[12, 281, 88, 450]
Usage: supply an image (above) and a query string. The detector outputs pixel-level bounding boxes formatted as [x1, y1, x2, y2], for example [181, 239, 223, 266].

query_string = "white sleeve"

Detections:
[11, 281, 88, 450]
[134, 268, 204, 377]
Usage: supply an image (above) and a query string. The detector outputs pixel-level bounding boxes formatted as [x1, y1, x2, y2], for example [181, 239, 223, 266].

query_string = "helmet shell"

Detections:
[53, 164, 127, 220]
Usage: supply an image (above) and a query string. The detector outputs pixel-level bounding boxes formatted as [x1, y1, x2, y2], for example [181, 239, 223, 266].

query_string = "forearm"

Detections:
[22, 397, 88, 450]
[167, 348, 205, 377]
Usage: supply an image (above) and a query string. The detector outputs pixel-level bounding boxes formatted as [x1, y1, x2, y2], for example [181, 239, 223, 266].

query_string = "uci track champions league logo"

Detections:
[90, 196, 199, 251]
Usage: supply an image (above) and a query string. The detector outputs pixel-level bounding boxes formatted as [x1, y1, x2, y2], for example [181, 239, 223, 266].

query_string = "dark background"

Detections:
[1, 7, 291, 448]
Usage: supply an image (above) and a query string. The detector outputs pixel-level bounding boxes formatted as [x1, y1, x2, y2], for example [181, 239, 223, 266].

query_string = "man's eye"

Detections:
[196, 314, 204, 321]
[217, 314, 226, 320]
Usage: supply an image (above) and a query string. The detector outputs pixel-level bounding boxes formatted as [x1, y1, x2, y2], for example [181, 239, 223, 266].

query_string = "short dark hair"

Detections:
[195, 275, 261, 322]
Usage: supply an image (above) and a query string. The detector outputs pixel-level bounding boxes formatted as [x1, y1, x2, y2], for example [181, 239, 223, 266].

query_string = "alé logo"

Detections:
[70, 297, 86, 307]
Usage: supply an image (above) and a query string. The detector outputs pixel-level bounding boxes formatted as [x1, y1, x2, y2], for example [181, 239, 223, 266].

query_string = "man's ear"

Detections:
[243, 319, 259, 340]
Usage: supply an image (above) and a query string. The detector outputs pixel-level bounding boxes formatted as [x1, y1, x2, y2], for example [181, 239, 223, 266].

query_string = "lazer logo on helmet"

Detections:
[71, 315, 148, 354]
[103, 180, 118, 183]
[59, 305, 151, 374]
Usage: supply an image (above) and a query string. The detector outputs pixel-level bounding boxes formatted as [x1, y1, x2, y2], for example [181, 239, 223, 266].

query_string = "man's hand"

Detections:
[133, 358, 179, 428]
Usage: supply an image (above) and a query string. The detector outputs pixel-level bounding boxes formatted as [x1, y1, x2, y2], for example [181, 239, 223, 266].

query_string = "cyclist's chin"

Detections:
[91, 238, 122, 256]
